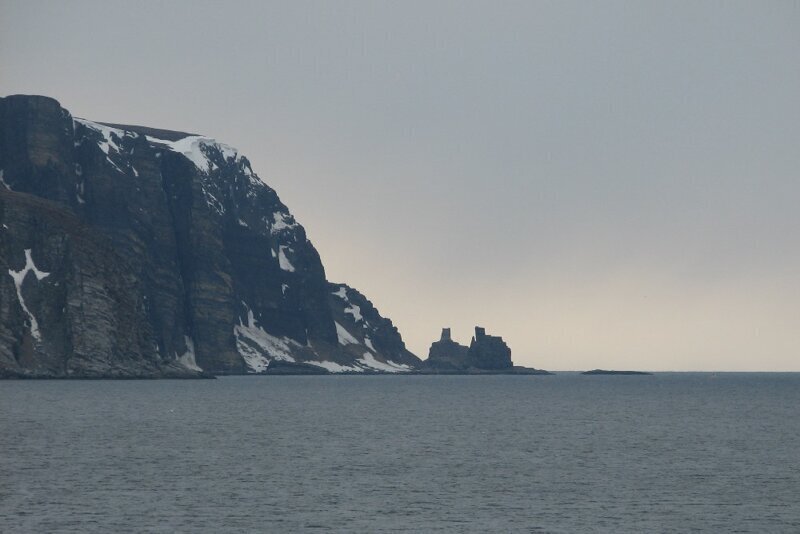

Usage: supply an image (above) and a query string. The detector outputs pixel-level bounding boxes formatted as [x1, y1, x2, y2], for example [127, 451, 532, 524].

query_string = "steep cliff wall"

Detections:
[0, 95, 420, 376]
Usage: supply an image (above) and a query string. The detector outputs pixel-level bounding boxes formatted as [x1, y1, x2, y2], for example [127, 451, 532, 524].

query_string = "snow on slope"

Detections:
[0, 169, 11, 190]
[235, 304, 299, 373]
[278, 246, 295, 272]
[176, 336, 202, 372]
[357, 352, 411, 373]
[335, 321, 360, 346]
[74, 118, 133, 174]
[7, 249, 50, 341]
[308, 360, 364, 373]
[331, 285, 363, 323]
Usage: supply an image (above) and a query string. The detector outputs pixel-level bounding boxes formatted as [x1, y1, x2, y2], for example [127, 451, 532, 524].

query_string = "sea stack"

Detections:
[468, 327, 513, 370]
[426, 328, 470, 370]
[424, 326, 513, 372]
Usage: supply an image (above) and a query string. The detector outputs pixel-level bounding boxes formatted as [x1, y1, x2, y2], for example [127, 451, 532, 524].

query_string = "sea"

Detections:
[1, 373, 799, 533]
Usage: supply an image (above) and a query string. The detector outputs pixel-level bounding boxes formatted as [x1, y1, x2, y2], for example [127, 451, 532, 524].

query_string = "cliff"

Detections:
[0, 95, 420, 377]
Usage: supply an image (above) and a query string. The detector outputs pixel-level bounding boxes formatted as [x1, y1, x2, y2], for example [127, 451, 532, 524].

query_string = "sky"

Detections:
[1, 1, 798, 371]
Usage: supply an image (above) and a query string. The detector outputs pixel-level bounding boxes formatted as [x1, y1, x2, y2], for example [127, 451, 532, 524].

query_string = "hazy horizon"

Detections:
[2, 1, 798, 371]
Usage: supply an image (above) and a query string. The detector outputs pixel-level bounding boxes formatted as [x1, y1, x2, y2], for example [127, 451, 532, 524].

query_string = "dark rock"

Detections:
[421, 326, 546, 374]
[426, 328, 469, 370]
[468, 326, 513, 370]
[264, 360, 330, 375]
[581, 369, 653, 375]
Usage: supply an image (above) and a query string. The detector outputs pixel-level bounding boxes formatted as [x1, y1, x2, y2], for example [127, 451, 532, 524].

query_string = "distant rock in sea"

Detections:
[421, 327, 551, 374]
[581, 369, 653, 376]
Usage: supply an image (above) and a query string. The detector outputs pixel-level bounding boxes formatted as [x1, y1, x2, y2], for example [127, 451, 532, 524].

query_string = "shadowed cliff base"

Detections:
[582, 369, 653, 376]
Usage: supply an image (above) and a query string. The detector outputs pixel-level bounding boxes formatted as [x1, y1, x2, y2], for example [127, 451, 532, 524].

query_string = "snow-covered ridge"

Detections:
[74, 118, 132, 154]
[74, 118, 136, 175]
[7, 249, 50, 342]
[76, 118, 307, 257]
[145, 133, 257, 181]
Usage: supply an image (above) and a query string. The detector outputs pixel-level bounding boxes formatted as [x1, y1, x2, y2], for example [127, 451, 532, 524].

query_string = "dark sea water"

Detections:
[1, 373, 799, 533]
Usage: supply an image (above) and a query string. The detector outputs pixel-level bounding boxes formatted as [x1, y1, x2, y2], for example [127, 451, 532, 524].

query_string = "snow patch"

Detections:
[238, 218, 249, 227]
[364, 337, 376, 351]
[75, 181, 85, 205]
[7, 249, 50, 342]
[332, 286, 362, 322]
[242, 161, 255, 178]
[201, 187, 225, 215]
[176, 336, 202, 372]
[270, 211, 298, 234]
[281, 283, 289, 295]
[0, 170, 10, 190]
[344, 303, 362, 322]
[278, 246, 295, 272]
[335, 321, 360, 346]
[308, 360, 364, 373]
[74, 118, 128, 155]
[234, 304, 297, 373]
[358, 352, 412, 373]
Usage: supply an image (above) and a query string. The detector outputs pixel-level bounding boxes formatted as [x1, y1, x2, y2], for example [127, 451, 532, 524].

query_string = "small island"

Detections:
[418, 327, 551, 375]
[581, 369, 653, 376]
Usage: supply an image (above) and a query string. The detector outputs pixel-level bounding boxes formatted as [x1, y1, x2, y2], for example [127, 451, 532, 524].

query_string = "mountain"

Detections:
[0, 95, 420, 377]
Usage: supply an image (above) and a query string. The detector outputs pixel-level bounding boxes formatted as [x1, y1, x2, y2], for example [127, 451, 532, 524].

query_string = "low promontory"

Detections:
[582, 369, 653, 376]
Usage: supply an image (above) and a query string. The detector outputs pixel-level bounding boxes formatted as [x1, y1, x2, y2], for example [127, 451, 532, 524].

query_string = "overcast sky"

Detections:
[2, 1, 798, 370]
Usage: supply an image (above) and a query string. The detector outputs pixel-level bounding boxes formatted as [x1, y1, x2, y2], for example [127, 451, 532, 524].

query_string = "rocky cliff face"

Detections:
[468, 327, 513, 370]
[324, 283, 419, 372]
[0, 95, 420, 377]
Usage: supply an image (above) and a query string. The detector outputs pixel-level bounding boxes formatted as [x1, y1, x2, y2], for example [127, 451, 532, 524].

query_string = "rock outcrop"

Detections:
[425, 328, 470, 370]
[468, 326, 513, 370]
[0, 94, 420, 377]
[422, 326, 547, 374]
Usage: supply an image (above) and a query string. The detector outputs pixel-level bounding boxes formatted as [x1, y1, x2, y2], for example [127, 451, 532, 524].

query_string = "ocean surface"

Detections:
[1, 373, 799, 533]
